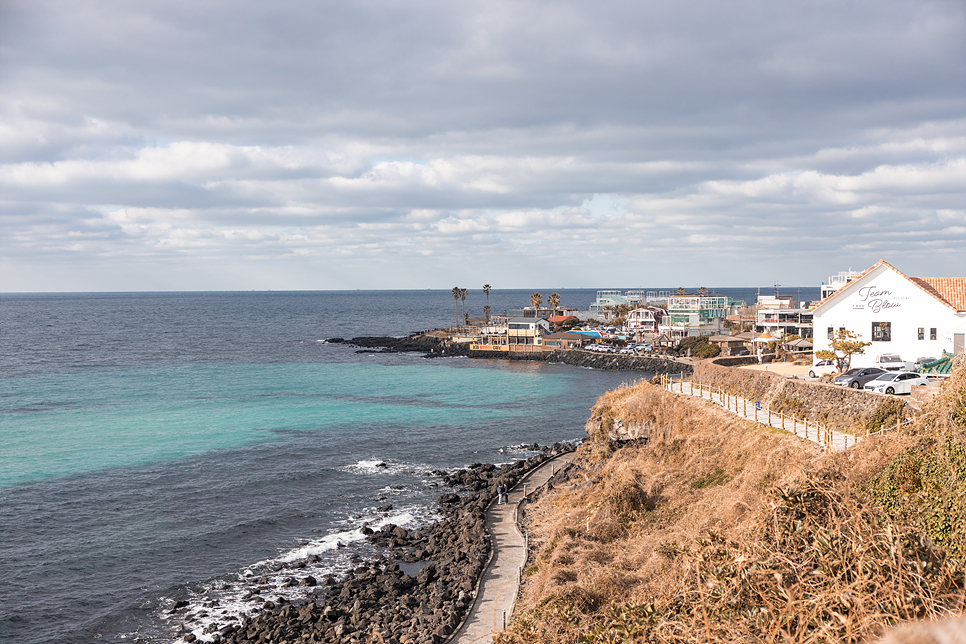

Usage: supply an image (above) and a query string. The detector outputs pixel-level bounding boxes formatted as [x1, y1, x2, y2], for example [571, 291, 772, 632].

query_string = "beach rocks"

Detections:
[212, 446, 575, 644]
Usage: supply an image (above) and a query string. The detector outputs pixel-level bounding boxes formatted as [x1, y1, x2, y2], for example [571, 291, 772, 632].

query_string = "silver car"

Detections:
[832, 367, 886, 389]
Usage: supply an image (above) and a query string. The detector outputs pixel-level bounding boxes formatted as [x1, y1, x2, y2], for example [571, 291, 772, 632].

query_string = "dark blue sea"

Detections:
[0, 287, 817, 644]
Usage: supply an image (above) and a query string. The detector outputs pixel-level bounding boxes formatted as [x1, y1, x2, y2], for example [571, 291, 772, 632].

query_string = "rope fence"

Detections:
[657, 372, 908, 451]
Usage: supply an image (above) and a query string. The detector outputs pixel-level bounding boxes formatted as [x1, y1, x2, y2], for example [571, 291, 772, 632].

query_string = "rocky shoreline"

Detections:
[182, 444, 575, 644]
[334, 335, 693, 375]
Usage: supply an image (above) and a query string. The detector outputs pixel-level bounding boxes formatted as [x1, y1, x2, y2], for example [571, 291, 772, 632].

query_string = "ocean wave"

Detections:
[167, 503, 439, 644]
[342, 458, 435, 477]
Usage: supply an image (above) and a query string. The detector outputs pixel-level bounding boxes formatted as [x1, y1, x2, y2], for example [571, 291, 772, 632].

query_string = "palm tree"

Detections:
[459, 288, 467, 326]
[529, 292, 543, 318]
[547, 292, 560, 328]
[482, 284, 491, 322]
[483, 305, 491, 323]
[452, 287, 461, 329]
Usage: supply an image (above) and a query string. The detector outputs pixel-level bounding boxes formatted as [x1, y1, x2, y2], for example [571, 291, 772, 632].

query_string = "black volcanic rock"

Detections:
[212, 446, 577, 644]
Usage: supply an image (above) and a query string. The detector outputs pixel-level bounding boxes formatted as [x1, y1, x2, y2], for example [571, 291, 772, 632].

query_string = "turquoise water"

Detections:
[0, 361, 567, 487]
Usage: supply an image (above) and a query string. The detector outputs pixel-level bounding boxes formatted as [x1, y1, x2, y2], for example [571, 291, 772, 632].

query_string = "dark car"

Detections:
[832, 367, 886, 389]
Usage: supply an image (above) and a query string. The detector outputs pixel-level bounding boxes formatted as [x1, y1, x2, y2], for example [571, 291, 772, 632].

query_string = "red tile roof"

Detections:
[910, 277, 966, 311]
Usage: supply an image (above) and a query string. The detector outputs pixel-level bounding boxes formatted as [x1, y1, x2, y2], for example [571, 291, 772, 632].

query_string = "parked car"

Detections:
[732, 348, 750, 356]
[808, 359, 840, 379]
[864, 371, 929, 395]
[832, 367, 887, 389]
[873, 353, 915, 372]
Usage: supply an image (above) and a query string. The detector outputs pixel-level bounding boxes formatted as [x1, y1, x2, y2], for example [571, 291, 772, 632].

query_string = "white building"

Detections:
[626, 307, 666, 332]
[812, 260, 966, 368]
[755, 295, 813, 339]
[820, 269, 861, 300]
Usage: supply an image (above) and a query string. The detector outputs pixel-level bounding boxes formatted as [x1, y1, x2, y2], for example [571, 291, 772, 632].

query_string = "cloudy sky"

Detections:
[1, 0, 964, 291]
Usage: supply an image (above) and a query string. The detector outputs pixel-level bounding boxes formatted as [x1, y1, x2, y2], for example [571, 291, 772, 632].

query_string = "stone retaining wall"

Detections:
[470, 349, 694, 375]
[691, 362, 907, 431]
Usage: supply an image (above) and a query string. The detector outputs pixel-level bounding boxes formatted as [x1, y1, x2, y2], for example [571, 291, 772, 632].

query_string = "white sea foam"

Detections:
[167, 505, 439, 643]
[343, 458, 435, 477]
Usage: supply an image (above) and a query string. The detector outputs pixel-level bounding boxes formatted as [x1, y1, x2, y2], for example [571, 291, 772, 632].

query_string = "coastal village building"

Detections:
[589, 290, 645, 317]
[708, 335, 748, 355]
[659, 293, 729, 338]
[755, 296, 814, 339]
[812, 260, 966, 368]
[506, 306, 594, 322]
[589, 290, 675, 321]
[506, 317, 550, 352]
[542, 332, 590, 350]
[625, 307, 666, 332]
[820, 269, 861, 300]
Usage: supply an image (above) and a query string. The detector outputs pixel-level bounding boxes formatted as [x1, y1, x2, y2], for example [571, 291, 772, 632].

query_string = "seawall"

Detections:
[344, 335, 694, 375]
[467, 349, 694, 375]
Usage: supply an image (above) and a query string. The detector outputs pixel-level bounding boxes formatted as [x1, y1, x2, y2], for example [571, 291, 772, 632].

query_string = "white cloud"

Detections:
[0, 0, 964, 289]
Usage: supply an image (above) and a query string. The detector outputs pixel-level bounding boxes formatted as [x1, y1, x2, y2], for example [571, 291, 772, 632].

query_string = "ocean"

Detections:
[0, 287, 817, 644]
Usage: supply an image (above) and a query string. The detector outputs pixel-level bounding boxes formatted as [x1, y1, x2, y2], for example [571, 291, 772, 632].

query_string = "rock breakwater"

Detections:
[343, 335, 693, 375]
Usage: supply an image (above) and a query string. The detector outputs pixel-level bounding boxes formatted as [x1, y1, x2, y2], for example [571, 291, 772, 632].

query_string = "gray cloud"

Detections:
[1, 0, 964, 290]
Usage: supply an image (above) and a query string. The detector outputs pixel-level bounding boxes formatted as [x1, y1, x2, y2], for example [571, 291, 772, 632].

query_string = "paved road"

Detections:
[661, 379, 858, 451]
[451, 452, 575, 644]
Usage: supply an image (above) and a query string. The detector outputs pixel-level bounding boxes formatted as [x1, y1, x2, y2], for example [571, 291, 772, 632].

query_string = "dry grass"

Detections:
[500, 367, 966, 644]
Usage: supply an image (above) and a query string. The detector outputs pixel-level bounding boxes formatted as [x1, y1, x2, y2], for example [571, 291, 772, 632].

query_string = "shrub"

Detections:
[866, 398, 907, 433]
[692, 343, 720, 359]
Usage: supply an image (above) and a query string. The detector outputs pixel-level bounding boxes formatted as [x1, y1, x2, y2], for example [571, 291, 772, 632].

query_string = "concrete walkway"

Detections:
[661, 378, 859, 451]
[452, 452, 575, 644]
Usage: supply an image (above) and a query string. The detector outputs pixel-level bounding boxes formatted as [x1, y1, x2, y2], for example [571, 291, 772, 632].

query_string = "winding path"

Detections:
[451, 452, 575, 644]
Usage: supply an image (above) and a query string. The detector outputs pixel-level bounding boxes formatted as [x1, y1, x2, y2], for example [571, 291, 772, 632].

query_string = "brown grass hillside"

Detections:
[501, 365, 966, 644]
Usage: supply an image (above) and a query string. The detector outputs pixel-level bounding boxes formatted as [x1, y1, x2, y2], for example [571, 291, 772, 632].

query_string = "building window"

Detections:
[918, 328, 924, 340]
[827, 326, 834, 340]
[872, 322, 891, 342]
[931, 328, 937, 340]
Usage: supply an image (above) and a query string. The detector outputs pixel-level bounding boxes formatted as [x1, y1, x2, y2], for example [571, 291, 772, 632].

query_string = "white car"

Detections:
[873, 353, 915, 372]
[808, 360, 839, 379]
[864, 371, 928, 395]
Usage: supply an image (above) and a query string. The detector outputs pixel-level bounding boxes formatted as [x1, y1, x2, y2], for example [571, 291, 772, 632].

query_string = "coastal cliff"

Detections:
[504, 364, 966, 644]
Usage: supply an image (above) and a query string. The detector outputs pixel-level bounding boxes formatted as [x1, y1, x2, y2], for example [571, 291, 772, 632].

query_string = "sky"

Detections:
[1, 0, 964, 292]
